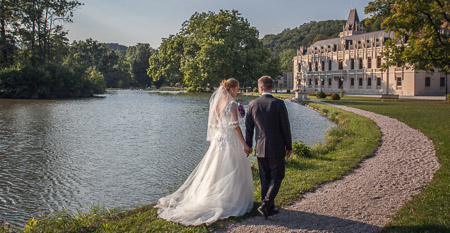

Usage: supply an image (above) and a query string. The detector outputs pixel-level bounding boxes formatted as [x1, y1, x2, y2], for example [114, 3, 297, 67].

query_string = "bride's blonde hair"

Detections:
[220, 78, 239, 92]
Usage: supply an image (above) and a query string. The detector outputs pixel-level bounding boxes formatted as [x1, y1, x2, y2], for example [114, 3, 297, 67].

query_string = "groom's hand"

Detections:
[286, 150, 293, 159]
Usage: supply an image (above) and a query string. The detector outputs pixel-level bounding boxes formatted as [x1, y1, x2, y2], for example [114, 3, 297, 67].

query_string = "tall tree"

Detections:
[365, 0, 449, 73]
[0, 0, 19, 67]
[18, 0, 82, 65]
[126, 43, 155, 88]
[149, 10, 280, 91]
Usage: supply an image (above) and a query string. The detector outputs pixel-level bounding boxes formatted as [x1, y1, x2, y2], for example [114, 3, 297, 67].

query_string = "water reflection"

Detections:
[0, 90, 334, 226]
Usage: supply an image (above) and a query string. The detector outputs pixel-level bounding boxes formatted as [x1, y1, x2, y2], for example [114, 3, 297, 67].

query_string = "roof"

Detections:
[346, 9, 360, 28]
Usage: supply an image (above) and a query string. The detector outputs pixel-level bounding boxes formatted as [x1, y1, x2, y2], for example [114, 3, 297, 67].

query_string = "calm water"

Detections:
[0, 90, 334, 226]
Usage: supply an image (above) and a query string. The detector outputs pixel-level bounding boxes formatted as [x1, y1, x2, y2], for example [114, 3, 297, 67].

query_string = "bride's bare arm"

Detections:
[230, 103, 251, 154]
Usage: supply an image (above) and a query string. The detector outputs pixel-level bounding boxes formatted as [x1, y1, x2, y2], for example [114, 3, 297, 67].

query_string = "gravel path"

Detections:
[223, 103, 441, 233]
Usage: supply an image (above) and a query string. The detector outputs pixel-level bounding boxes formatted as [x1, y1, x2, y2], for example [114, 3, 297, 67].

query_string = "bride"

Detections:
[155, 78, 254, 226]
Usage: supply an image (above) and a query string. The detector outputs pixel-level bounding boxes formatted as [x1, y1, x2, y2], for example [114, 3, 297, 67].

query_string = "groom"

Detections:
[245, 76, 292, 219]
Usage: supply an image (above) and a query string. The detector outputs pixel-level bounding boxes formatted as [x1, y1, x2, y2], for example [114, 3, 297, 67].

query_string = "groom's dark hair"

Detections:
[258, 76, 273, 91]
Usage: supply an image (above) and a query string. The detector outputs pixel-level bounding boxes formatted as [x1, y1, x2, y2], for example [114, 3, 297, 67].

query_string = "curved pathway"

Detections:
[224, 103, 440, 233]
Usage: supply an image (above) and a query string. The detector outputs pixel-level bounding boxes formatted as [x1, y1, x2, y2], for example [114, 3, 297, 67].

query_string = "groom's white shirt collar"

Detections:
[261, 92, 272, 96]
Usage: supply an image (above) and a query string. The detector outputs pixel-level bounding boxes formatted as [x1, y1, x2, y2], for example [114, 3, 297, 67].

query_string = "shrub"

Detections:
[316, 91, 326, 98]
[85, 66, 106, 95]
[292, 141, 312, 158]
[253, 87, 258, 93]
[331, 93, 340, 100]
[446, 93, 450, 101]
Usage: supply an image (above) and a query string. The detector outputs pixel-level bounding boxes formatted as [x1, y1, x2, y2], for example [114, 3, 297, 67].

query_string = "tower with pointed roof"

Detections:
[340, 9, 365, 37]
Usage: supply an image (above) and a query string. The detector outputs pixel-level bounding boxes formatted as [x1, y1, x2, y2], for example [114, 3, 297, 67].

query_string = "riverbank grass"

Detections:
[24, 102, 380, 233]
[327, 96, 449, 232]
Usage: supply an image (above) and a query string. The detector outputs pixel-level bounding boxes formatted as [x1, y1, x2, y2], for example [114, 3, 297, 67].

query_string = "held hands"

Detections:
[244, 145, 253, 157]
[286, 150, 293, 159]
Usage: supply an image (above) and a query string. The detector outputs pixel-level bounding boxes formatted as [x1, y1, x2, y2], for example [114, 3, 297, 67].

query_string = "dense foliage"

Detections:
[365, 0, 449, 73]
[148, 10, 281, 92]
[0, 0, 157, 98]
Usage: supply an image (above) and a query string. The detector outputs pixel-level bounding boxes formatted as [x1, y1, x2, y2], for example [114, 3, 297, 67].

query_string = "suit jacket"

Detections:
[245, 94, 292, 158]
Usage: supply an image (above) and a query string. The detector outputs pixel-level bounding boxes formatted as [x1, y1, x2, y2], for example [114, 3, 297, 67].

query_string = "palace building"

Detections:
[293, 9, 448, 96]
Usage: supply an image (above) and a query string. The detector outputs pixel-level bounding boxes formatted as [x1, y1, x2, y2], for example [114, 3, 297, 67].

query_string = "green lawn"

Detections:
[19, 102, 381, 233]
[326, 96, 450, 233]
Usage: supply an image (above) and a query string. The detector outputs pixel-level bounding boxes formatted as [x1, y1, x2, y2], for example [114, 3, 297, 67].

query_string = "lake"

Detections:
[0, 90, 335, 227]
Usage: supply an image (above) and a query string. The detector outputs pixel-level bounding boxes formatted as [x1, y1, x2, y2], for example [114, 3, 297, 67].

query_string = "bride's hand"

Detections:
[244, 145, 252, 156]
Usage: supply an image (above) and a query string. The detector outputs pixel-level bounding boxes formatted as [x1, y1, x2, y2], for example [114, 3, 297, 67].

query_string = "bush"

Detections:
[446, 93, 450, 101]
[316, 91, 326, 98]
[331, 93, 340, 100]
[292, 141, 312, 158]
[85, 66, 106, 95]
[253, 87, 258, 93]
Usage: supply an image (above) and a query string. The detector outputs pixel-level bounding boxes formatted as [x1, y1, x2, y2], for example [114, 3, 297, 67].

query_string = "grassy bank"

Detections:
[325, 96, 449, 233]
[15, 102, 380, 233]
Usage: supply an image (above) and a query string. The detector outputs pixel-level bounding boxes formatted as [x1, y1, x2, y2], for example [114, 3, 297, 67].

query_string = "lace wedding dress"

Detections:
[155, 86, 254, 226]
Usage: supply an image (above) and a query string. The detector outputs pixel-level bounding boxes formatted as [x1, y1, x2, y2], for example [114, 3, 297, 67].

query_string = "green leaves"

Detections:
[148, 10, 280, 92]
[366, 0, 449, 73]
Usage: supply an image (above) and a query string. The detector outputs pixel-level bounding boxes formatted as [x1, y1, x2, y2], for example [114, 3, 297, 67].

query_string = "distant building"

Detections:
[293, 9, 448, 96]
[277, 72, 293, 92]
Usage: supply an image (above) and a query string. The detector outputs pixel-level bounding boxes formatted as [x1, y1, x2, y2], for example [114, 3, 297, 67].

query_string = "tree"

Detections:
[148, 35, 185, 87]
[18, 0, 82, 65]
[365, 0, 449, 73]
[0, 0, 19, 67]
[126, 43, 155, 88]
[148, 10, 280, 91]
[279, 49, 295, 72]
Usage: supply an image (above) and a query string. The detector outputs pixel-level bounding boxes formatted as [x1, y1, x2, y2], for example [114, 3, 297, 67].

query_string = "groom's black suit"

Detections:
[245, 93, 292, 213]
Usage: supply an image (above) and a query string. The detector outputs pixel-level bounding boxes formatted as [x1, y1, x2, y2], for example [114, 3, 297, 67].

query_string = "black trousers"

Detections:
[257, 156, 285, 211]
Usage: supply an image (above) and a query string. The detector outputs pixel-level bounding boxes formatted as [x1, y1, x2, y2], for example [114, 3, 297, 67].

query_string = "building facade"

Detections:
[293, 9, 448, 96]
[277, 72, 294, 92]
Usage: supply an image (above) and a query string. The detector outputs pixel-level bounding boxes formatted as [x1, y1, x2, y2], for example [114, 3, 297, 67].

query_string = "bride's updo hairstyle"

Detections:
[220, 78, 239, 92]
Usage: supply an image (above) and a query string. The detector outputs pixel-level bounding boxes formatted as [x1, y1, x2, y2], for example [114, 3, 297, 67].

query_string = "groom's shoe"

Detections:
[257, 206, 269, 219]
[269, 207, 279, 216]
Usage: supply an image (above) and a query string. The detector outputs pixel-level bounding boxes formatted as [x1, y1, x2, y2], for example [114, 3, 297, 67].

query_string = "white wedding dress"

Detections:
[155, 87, 254, 226]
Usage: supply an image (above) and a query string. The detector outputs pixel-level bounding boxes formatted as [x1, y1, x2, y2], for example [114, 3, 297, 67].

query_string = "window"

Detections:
[351, 78, 355, 86]
[397, 77, 402, 86]
[359, 58, 363, 69]
[315, 79, 318, 85]
[321, 79, 324, 86]
[377, 56, 381, 68]
[440, 77, 445, 87]
[297, 64, 301, 72]
[351, 58, 355, 69]
[377, 77, 381, 86]
[321, 60, 325, 71]
[367, 57, 372, 68]
[368, 78, 372, 86]
[308, 79, 312, 86]
[328, 78, 332, 86]
[328, 60, 332, 70]
[315, 61, 318, 71]
[309, 62, 312, 71]
[425, 77, 431, 87]
[338, 59, 343, 70]
[359, 78, 363, 86]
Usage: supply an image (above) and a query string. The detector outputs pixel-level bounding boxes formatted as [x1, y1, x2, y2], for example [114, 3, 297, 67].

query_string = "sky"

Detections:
[65, 0, 373, 48]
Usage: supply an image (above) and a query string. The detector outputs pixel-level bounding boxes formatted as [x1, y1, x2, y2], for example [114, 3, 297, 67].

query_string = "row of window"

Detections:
[426, 77, 447, 87]
[300, 56, 383, 72]
[305, 77, 446, 88]
[307, 77, 382, 88]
